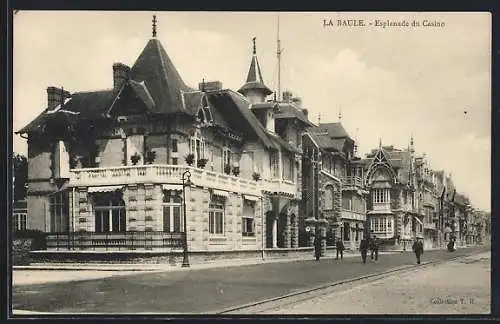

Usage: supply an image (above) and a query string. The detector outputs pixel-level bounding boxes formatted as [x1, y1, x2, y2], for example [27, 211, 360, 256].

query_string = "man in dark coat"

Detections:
[412, 237, 424, 264]
[370, 235, 379, 261]
[314, 232, 322, 261]
[335, 238, 345, 260]
[359, 237, 369, 263]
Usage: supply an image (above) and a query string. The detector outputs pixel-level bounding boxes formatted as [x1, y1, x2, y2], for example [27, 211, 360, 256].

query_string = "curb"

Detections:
[13, 251, 404, 272]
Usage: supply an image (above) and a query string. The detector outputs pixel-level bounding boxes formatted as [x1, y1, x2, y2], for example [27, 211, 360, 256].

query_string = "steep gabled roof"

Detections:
[251, 102, 313, 127]
[17, 90, 115, 134]
[207, 90, 276, 150]
[316, 122, 350, 139]
[129, 38, 195, 114]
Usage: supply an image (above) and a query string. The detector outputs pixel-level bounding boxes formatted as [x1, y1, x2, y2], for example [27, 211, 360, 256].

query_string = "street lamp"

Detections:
[181, 170, 192, 268]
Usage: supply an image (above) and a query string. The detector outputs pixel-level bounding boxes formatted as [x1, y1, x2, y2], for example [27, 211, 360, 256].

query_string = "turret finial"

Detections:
[152, 15, 157, 38]
[252, 37, 256, 55]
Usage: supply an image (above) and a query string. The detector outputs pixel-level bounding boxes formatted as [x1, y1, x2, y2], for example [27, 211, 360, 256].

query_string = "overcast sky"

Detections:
[13, 11, 491, 211]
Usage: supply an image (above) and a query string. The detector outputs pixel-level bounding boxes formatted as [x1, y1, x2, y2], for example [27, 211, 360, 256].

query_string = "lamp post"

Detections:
[181, 170, 192, 268]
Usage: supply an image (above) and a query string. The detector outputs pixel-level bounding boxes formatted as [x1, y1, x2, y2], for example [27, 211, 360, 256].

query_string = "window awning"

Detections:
[88, 185, 123, 193]
[212, 189, 229, 198]
[243, 195, 259, 202]
[413, 216, 423, 225]
[162, 184, 183, 191]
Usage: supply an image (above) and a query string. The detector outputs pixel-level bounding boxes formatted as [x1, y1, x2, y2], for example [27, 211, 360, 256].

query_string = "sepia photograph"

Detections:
[11, 11, 491, 316]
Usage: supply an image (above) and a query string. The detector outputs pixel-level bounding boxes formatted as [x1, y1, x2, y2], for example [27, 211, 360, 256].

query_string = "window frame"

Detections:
[163, 191, 183, 233]
[209, 195, 225, 235]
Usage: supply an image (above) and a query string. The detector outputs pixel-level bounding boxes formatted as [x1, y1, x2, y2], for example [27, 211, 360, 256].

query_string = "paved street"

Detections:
[255, 251, 490, 315]
[12, 246, 488, 314]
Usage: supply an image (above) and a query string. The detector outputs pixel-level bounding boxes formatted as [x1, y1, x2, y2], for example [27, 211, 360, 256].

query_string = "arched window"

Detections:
[324, 185, 334, 210]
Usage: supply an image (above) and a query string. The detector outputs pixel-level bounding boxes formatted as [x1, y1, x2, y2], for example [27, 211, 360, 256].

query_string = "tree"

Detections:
[13, 153, 28, 202]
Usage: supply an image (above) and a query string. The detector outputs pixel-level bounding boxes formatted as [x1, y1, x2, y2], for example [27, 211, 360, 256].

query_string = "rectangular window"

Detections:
[209, 196, 225, 235]
[242, 200, 255, 236]
[271, 153, 279, 178]
[172, 157, 178, 165]
[14, 213, 27, 231]
[50, 192, 69, 232]
[222, 148, 231, 171]
[172, 139, 178, 153]
[163, 192, 183, 232]
[387, 217, 392, 230]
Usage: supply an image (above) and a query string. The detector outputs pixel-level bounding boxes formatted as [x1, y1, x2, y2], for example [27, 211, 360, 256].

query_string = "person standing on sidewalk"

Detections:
[314, 231, 322, 261]
[370, 235, 379, 261]
[335, 238, 345, 260]
[412, 237, 424, 264]
[359, 237, 369, 263]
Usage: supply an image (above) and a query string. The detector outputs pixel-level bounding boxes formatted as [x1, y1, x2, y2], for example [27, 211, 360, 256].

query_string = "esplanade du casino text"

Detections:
[324, 18, 446, 28]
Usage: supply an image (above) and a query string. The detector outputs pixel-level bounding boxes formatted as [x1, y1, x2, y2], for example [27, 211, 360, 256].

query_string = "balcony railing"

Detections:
[423, 222, 436, 230]
[372, 202, 391, 212]
[262, 178, 300, 198]
[342, 176, 364, 188]
[46, 231, 184, 251]
[341, 209, 366, 221]
[70, 165, 261, 196]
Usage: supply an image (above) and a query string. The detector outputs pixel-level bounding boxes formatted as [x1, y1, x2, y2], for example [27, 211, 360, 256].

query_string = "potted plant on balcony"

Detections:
[144, 150, 156, 164]
[232, 166, 240, 177]
[69, 154, 79, 169]
[197, 158, 208, 169]
[185, 153, 195, 166]
[131, 152, 141, 165]
[224, 163, 231, 175]
[252, 172, 261, 181]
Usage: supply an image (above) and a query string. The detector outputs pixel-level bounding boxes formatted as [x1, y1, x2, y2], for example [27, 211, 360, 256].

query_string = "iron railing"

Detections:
[46, 231, 185, 251]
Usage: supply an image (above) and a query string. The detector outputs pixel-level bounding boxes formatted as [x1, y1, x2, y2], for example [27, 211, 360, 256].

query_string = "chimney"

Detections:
[113, 63, 130, 90]
[302, 108, 309, 117]
[282, 91, 293, 103]
[47, 86, 71, 109]
[198, 80, 222, 92]
[291, 96, 302, 108]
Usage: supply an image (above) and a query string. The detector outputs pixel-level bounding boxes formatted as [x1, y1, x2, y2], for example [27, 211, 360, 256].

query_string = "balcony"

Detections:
[423, 222, 436, 230]
[342, 176, 364, 190]
[371, 202, 392, 213]
[69, 165, 261, 196]
[341, 209, 366, 221]
[46, 231, 184, 251]
[262, 178, 300, 198]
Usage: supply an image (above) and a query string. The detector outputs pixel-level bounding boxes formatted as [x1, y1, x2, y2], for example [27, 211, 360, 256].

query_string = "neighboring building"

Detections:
[301, 121, 367, 251]
[362, 140, 421, 250]
[414, 155, 440, 249]
[15, 25, 311, 261]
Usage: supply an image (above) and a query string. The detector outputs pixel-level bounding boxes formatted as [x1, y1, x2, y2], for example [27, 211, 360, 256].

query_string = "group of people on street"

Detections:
[359, 235, 379, 263]
[314, 231, 456, 265]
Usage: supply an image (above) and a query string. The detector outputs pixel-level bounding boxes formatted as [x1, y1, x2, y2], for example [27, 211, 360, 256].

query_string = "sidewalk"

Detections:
[260, 252, 490, 315]
[12, 251, 400, 286]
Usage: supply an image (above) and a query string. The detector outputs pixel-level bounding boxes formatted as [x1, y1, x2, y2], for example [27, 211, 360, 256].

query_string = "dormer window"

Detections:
[202, 96, 213, 122]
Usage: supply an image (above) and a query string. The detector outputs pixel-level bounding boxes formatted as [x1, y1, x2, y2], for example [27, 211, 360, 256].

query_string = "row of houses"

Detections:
[14, 20, 489, 263]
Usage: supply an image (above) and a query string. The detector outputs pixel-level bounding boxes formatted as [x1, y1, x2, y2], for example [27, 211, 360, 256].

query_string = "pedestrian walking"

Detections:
[370, 235, 379, 261]
[314, 232, 322, 261]
[412, 237, 424, 264]
[359, 237, 369, 263]
[335, 238, 345, 260]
